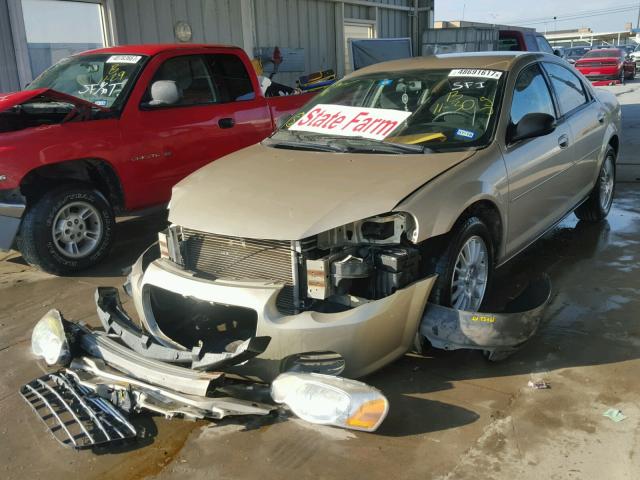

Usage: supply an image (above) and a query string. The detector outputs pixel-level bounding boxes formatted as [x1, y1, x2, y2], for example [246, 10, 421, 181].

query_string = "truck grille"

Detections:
[181, 228, 297, 314]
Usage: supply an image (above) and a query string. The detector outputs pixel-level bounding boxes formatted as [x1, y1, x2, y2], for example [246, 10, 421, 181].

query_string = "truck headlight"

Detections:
[31, 310, 71, 366]
[271, 372, 389, 432]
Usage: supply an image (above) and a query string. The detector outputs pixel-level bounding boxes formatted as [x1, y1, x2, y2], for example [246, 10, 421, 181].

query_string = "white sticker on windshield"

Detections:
[289, 104, 411, 140]
[449, 69, 503, 80]
[106, 55, 141, 64]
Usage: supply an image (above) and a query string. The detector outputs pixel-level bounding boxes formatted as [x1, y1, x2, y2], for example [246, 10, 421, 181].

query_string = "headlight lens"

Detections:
[271, 372, 389, 432]
[31, 309, 70, 366]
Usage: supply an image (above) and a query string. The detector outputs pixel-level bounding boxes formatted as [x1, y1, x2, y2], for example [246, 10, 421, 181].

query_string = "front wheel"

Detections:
[575, 148, 616, 222]
[17, 185, 115, 274]
[429, 216, 494, 312]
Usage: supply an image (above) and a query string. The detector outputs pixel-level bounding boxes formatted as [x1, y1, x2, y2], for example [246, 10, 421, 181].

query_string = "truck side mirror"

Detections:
[148, 80, 181, 106]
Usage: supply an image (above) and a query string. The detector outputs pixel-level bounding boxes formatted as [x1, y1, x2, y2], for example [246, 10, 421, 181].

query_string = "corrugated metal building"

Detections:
[0, 0, 433, 93]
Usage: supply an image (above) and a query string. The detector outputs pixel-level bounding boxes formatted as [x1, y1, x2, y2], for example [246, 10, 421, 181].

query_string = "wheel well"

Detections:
[20, 159, 125, 212]
[608, 135, 619, 156]
[461, 200, 503, 260]
[418, 200, 504, 270]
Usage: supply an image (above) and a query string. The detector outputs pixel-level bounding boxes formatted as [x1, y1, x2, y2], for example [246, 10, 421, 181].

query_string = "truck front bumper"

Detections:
[0, 202, 25, 251]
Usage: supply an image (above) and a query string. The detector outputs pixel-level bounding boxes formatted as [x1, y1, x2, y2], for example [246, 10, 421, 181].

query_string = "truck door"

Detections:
[119, 50, 271, 208]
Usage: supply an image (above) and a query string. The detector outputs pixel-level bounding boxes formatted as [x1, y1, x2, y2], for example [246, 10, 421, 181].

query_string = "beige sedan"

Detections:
[126, 52, 620, 380]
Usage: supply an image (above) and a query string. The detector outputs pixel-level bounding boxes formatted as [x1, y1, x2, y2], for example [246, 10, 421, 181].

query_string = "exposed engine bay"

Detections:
[0, 100, 75, 133]
[160, 212, 427, 318]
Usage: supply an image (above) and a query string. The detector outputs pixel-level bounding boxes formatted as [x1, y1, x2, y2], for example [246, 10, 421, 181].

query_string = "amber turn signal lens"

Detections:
[346, 398, 388, 431]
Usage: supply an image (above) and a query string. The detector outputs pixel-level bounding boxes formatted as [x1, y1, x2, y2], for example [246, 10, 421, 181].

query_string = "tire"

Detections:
[620, 69, 625, 84]
[429, 216, 494, 312]
[17, 184, 115, 274]
[575, 147, 616, 223]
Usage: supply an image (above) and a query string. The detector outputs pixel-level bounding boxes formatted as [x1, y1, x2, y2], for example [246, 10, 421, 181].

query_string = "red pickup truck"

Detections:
[0, 44, 312, 273]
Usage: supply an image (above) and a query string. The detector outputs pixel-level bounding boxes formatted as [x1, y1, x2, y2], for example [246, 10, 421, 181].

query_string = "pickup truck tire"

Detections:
[429, 216, 494, 312]
[17, 184, 115, 274]
[575, 147, 615, 222]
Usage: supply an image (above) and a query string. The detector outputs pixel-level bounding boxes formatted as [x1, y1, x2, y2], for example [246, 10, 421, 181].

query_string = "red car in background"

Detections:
[574, 48, 635, 83]
[0, 44, 313, 274]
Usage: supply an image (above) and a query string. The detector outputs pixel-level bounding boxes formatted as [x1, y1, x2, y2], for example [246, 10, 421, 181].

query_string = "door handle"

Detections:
[558, 134, 569, 149]
[218, 117, 235, 129]
[597, 112, 605, 124]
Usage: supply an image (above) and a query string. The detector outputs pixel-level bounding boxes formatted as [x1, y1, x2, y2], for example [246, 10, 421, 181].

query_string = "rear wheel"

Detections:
[17, 184, 115, 274]
[575, 147, 616, 222]
[429, 216, 494, 312]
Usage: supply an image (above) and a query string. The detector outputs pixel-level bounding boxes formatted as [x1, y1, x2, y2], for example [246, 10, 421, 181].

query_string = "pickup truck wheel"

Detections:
[17, 185, 115, 274]
[429, 216, 494, 312]
[575, 148, 615, 222]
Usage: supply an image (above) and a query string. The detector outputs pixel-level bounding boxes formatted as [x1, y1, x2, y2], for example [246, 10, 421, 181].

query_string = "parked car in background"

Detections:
[125, 52, 620, 381]
[574, 48, 635, 82]
[0, 44, 312, 274]
[630, 44, 640, 70]
[498, 30, 556, 54]
[563, 46, 591, 64]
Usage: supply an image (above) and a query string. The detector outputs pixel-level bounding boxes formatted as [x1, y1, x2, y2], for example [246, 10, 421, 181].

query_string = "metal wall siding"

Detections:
[252, 0, 336, 86]
[0, 0, 20, 93]
[113, 0, 241, 45]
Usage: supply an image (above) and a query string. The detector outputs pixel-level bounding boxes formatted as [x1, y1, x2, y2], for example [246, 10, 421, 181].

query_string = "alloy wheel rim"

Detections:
[51, 201, 103, 258]
[599, 156, 614, 211]
[451, 235, 489, 311]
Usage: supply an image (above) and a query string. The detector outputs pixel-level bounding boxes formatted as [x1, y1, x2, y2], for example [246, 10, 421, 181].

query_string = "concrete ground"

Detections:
[1, 82, 640, 480]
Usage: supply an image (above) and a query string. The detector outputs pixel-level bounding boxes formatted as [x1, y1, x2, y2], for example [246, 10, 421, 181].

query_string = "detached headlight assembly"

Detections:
[271, 372, 389, 432]
[31, 309, 71, 366]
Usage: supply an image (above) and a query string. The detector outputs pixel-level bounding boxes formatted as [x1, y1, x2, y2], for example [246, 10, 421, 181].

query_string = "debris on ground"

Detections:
[527, 380, 551, 389]
[603, 408, 627, 422]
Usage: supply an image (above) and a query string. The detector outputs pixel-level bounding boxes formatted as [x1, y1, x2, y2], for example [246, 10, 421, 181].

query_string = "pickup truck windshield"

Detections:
[275, 68, 503, 152]
[27, 54, 147, 109]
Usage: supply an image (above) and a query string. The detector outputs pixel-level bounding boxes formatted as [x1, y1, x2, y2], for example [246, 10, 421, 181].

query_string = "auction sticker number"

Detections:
[449, 69, 503, 80]
[288, 104, 411, 140]
[106, 55, 142, 64]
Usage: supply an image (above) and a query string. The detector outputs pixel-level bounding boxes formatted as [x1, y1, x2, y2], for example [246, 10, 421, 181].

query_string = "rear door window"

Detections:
[542, 62, 588, 116]
[205, 54, 256, 102]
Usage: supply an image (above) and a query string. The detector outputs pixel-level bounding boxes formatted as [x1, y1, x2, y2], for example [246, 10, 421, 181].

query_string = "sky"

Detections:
[435, 0, 640, 33]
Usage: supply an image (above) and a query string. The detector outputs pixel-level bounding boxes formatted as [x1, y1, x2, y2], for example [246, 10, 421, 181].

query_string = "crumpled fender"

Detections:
[420, 275, 551, 359]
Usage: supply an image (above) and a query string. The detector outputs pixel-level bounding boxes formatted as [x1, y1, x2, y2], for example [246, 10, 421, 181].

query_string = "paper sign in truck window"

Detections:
[449, 69, 503, 80]
[289, 104, 412, 140]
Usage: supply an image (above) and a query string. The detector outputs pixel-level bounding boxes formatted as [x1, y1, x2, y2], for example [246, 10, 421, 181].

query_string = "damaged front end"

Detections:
[23, 305, 390, 449]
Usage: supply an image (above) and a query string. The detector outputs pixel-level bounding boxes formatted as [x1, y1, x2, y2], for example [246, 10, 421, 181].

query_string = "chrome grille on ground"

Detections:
[181, 228, 297, 314]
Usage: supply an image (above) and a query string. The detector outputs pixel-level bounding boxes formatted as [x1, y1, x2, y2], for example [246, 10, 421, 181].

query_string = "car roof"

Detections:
[349, 51, 548, 77]
[76, 43, 240, 57]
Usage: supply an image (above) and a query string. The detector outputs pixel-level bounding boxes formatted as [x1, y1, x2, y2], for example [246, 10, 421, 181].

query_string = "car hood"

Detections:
[0, 88, 107, 113]
[169, 143, 475, 240]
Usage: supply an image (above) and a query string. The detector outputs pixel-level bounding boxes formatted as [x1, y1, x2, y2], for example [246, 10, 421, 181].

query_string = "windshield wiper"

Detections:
[309, 135, 426, 154]
[263, 138, 346, 153]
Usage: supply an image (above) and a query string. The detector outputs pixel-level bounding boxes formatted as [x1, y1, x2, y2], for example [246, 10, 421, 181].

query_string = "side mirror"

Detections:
[148, 80, 181, 106]
[553, 49, 561, 57]
[508, 113, 556, 144]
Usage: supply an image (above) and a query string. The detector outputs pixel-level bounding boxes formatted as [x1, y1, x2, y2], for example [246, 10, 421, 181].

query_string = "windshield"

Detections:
[27, 54, 147, 109]
[273, 68, 504, 152]
[583, 50, 621, 58]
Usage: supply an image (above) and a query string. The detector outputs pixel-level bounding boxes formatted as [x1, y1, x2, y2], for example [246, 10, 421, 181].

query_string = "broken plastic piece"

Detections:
[603, 408, 627, 422]
[95, 287, 271, 371]
[420, 275, 551, 357]
[69, 357, 274, 420]
[527, 380, 550, 389]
